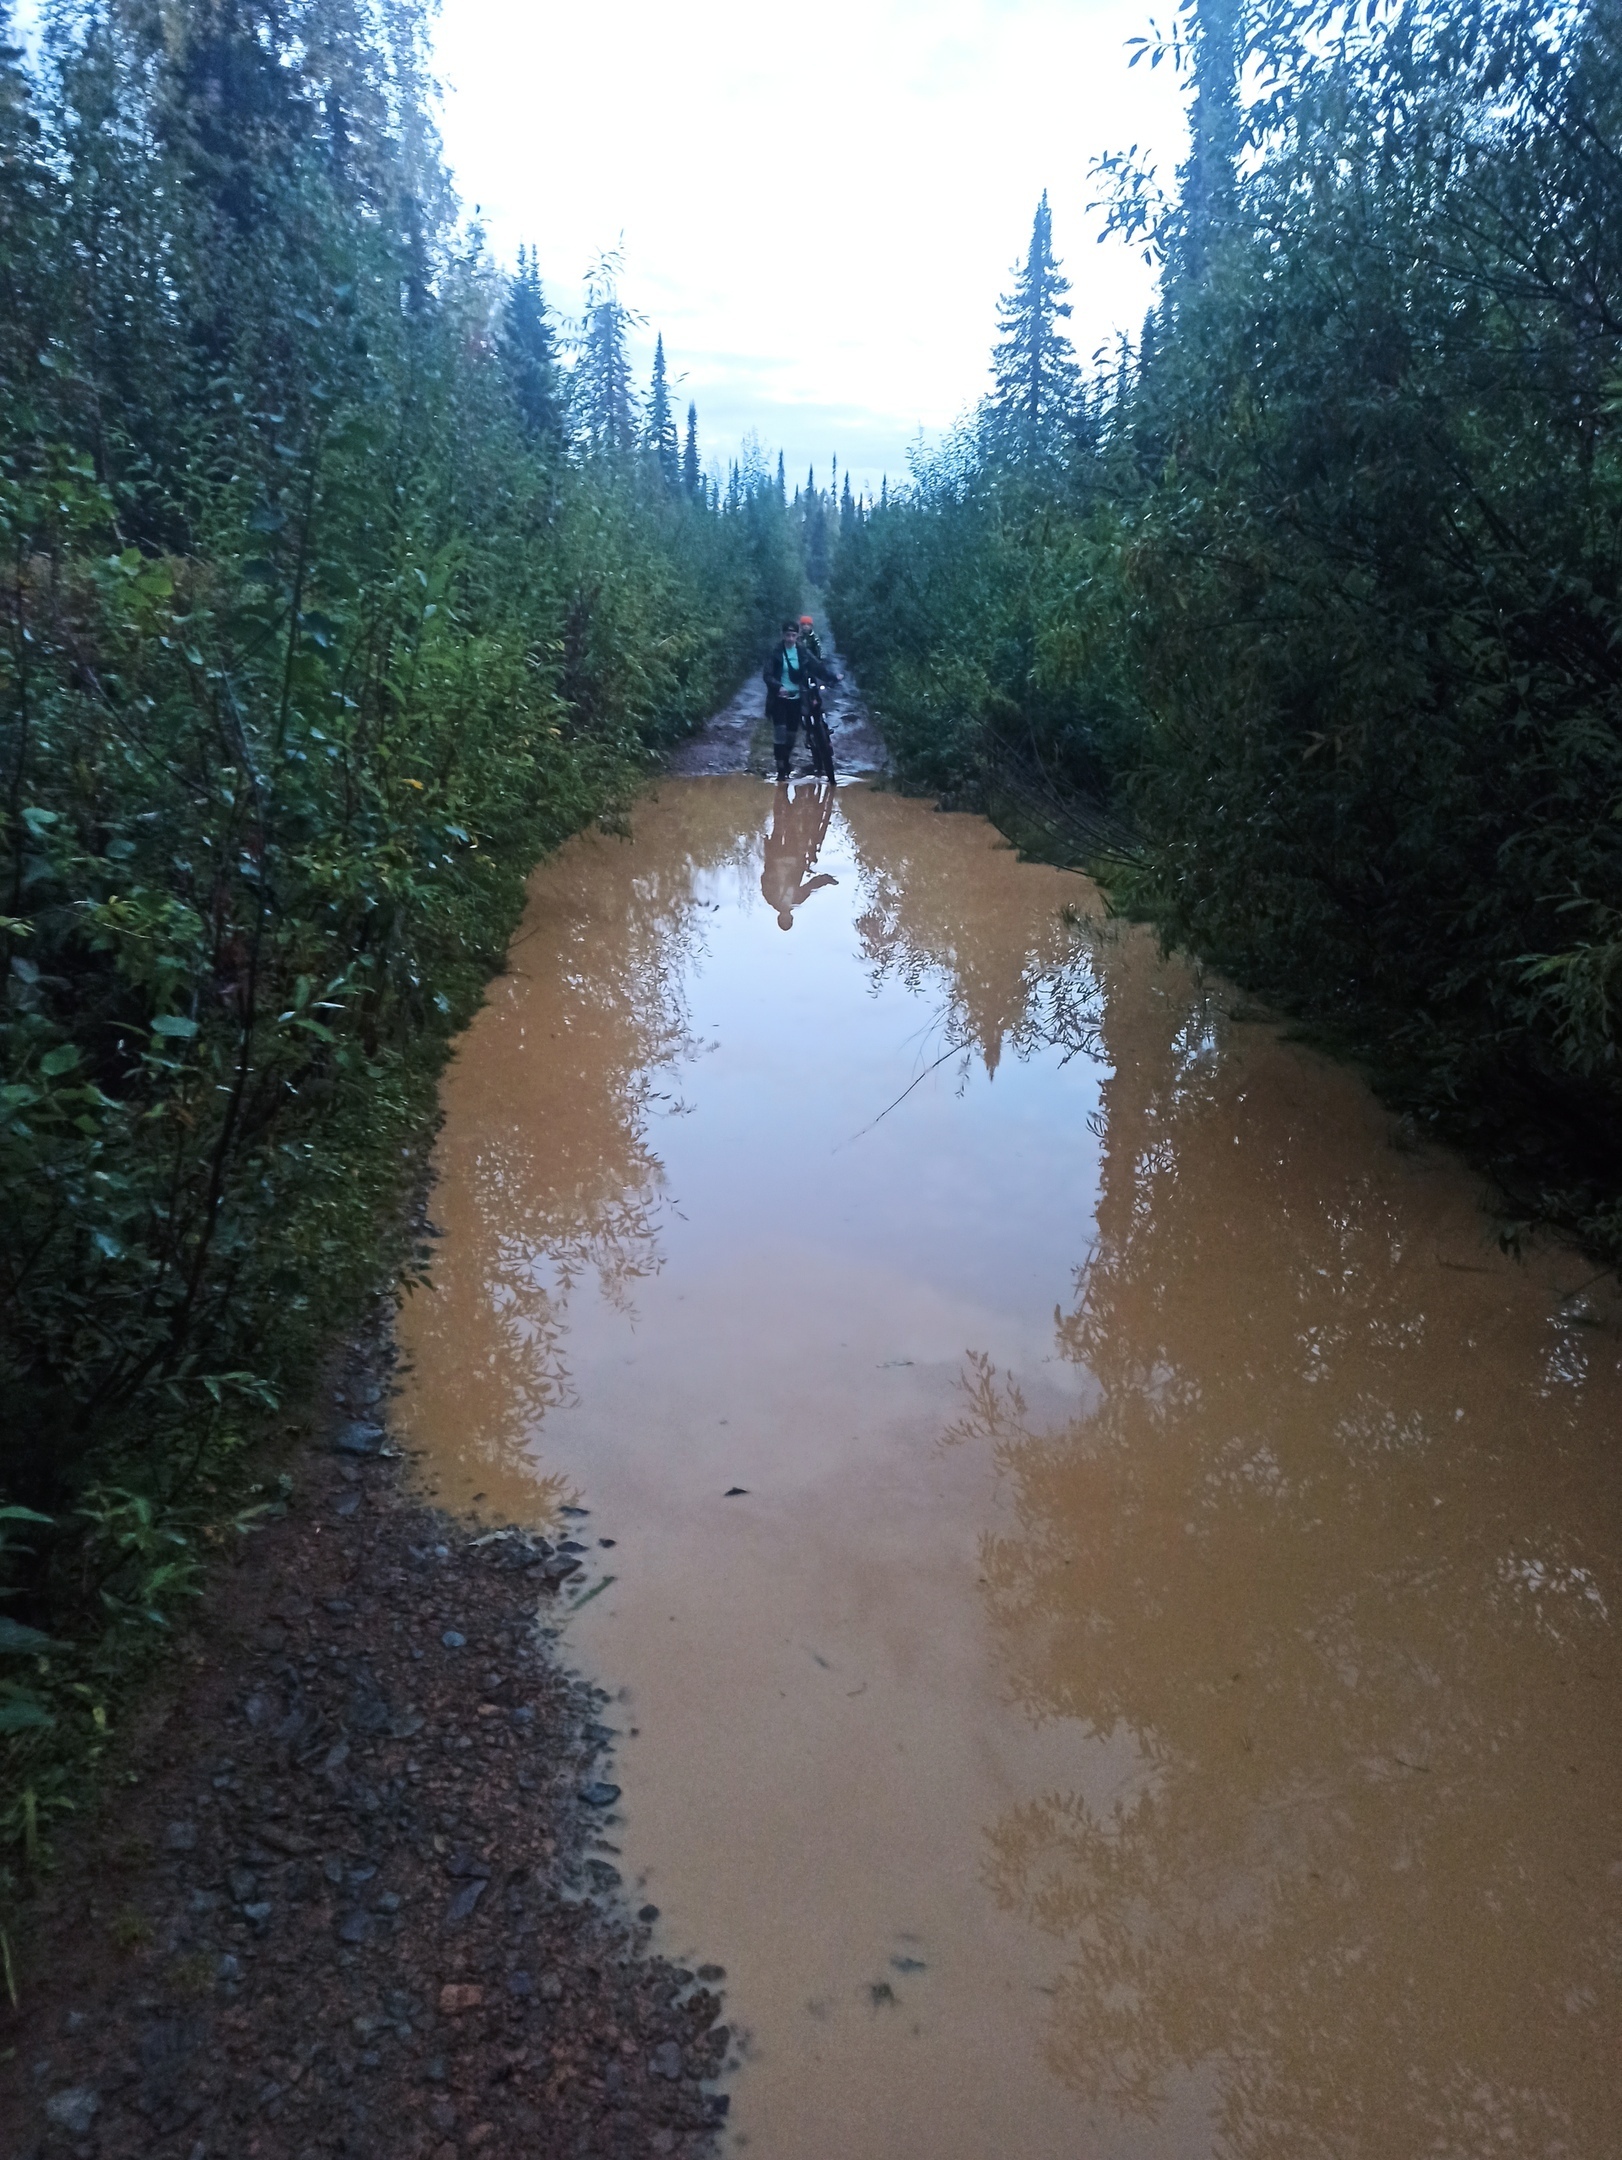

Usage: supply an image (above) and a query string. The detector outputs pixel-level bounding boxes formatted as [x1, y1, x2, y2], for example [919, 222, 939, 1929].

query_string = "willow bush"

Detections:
[0, 0, 794, 1800]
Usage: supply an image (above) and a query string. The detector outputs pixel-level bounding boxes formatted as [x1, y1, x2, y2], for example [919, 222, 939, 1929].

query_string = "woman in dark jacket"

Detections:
[762, 620, 838, 783]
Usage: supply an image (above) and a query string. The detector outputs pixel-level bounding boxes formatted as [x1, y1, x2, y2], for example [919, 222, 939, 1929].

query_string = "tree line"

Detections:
[832, 0, 1622, 1266]
[0, 0, 802, 1785]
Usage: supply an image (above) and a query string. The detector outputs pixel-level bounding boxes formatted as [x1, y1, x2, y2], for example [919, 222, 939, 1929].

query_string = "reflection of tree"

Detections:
[399, 786, 766, 1493]
[948, 965, 1620, 2155]
[840, 790, 1107, 1078]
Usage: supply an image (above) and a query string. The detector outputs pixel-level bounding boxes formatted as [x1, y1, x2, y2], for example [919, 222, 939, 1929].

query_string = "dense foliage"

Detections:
[0, 0, 797, 1775]
[833, 0, 1622, 1259]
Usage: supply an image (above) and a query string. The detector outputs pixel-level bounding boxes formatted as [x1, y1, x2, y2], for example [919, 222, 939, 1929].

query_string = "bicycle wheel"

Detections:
[809, 714, 835, 780]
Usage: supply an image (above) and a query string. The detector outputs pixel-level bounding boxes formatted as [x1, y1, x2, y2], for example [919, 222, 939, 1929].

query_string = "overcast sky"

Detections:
[433, 0, 1189, 495]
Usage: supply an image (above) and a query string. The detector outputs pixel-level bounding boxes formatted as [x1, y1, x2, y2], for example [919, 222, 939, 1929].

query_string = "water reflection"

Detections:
[761, 780, 838, 928]
[948, 950, 1622, 2154]
[398, 776, 1622, 2159]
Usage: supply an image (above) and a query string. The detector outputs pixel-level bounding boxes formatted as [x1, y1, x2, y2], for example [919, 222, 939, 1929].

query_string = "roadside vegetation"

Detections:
[832, 0, 1622, 1267]
[0, 0, 799, 1909]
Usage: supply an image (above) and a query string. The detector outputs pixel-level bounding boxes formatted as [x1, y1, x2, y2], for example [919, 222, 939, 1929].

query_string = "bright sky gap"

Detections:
[432, 0, 1190, 495]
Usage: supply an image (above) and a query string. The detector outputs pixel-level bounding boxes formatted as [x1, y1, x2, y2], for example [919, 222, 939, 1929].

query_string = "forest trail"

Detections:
[666, 629, 886, 778]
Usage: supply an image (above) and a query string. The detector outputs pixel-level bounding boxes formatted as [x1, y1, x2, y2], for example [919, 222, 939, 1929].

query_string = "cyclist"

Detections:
[762, 619, 838, 784]
[796, 614, 837, 780]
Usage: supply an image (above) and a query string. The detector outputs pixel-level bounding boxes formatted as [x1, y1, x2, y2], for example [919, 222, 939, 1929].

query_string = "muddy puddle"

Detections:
[395, 775, 1622, 2158]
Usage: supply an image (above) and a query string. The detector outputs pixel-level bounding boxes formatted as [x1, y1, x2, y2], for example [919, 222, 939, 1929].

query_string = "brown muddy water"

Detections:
[395, 775, 1622, 2160]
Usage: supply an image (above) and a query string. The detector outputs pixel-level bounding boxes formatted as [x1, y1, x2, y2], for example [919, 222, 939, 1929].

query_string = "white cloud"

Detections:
[433, 0, 1188, 493]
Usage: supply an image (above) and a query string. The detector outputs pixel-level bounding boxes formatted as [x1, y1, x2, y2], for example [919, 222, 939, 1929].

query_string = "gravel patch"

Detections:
[0, 1327, 733, 2160]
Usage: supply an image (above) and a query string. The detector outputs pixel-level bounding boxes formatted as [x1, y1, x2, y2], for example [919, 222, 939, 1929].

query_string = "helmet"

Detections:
[798, 615, 813, 626]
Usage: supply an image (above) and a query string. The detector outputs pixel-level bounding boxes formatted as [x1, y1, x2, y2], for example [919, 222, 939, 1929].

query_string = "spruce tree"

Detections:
[574, 247, 639, 458]
[776, 448, 785, 500]
[989, 191, 1079, 461]
[682, 401, 700, 498]
[646, 331, 679, 487]
[500, 246, 561, 443]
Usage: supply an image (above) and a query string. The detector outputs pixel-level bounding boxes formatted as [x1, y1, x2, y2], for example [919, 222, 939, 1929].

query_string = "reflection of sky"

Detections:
[643, 815, 1105, 1337]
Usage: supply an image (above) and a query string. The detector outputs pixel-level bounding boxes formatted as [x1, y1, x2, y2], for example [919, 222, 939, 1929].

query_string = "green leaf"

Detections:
[0, 1618, 59, 1655]
[150, 1015, 198, 1039]
[39, 1045, 81, 1078]
[0, 1700, 55, 1734]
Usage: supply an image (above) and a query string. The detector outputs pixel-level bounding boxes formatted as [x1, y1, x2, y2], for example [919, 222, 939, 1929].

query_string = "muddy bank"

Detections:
[0, 1321, 732, 2160]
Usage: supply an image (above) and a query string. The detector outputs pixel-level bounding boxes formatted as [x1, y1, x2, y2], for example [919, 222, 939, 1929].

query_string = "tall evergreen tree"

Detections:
[776, 448, 785, 500]
[574, 247, 639, 457]
[989, 191, 1079, 460]
[500, 245, 561, 443]
[682, 401, 701, 498]
[646, 331, 679, 487]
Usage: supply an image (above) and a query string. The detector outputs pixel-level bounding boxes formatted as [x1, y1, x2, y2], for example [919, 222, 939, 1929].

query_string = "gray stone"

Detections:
[440, 1630, 466, 1650]
[444, 1879, 486, 1925]
[578, 1781, 620, 1808]
[163, 1821, 197, 1853]
[334, 1421, 383, 1455]
[336, 1909, 373, 1945]
[44, 2087, 99, 2135]
[648, 2040, 684, 2081]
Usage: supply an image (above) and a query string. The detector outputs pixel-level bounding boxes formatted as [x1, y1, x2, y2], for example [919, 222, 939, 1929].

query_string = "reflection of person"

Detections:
[761, 780, 838, 930]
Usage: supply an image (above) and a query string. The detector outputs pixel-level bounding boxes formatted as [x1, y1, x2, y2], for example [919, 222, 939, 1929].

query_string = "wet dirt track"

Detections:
[396, 774, 1622, 2160]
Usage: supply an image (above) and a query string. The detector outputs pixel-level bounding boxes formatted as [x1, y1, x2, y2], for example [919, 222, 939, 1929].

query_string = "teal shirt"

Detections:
[779, 646, 800, 695]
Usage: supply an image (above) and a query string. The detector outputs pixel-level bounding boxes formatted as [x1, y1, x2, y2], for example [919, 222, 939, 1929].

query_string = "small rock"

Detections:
[504, 1970, 532, 1998]
[422, 2055, 447, 2082]
[538, 1972, 563, 2002]
[45, 2087, 99, 2135]
[228, 1867, 259, 1903]
[465, 2125, 496, 2150]
[217, 1953, 242, 1983]
[335, 1490, 360, 1517]
[696, 1962, 725, 1982]
[578, 1781, 620, 1808]
[438, 1983, 484, 2015]
[242, 1900, 273, 1928]
[445, 1878, 486, 1924]
[334, 1420, 383, 1455]
[375, 1890, 402, 1913]
[638, 1904, 660, 1923]
[428, 2097, 458, 2133]
[441, 1630, 466, 1650]
[336, 1910, 373, 1945]
[163, 1821, 197, 1853]
[648, 2039, 684, 2081]
[63, 2010, 87, 2035]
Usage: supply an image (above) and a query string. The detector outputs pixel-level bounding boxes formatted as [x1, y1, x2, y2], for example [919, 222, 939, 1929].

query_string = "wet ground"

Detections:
[666, 631, 884, 780]
[395, 773, 1622, 2159]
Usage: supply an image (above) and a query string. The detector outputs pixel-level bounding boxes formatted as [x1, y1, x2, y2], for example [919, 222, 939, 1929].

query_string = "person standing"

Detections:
[763, 620, 833, 784]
